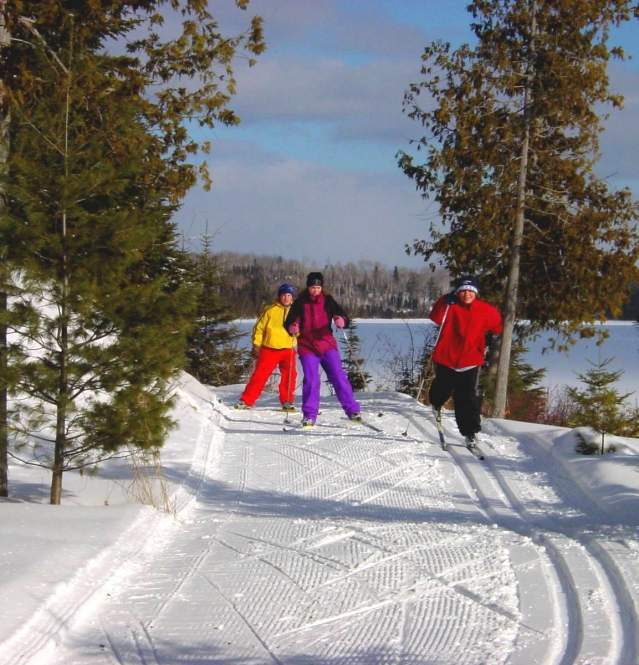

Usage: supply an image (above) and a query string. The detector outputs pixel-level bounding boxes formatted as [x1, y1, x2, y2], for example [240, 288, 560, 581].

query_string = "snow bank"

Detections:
[0, 371, 220, 652]
[489, 418, 639, 525]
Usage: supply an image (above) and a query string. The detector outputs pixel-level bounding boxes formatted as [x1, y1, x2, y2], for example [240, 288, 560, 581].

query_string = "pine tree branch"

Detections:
[13, 116, 65, 156]
[17, 17, 69, 75]
[16, 385, 57, 405]
[7, 450, 52, 468]
[64, 451, 134, 471]
[69, 378, 102, 401]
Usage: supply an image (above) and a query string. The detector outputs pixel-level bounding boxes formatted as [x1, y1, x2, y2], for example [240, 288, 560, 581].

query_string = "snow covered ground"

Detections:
[2, 372, 639, 664]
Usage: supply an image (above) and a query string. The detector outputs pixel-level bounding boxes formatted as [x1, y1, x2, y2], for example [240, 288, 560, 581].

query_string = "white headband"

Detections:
[456, 284, 478, 294]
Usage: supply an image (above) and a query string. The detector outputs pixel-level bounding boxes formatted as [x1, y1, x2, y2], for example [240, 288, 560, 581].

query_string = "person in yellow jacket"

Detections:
[235, 283, 298, 411]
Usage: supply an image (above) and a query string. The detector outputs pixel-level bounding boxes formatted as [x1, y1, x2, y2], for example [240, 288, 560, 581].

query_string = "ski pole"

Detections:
[402, 302, 451, 438]
[402, 370, 428, 438]
[474, 362, 483, 415]
[415, 370, 428, 404]
[284, 346, 295, 424]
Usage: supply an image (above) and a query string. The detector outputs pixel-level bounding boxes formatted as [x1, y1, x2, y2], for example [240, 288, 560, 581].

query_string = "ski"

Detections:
[465, 442, 485, 460]
[282, 423, 315, 432]
[438, 432, 447, 451]
[358, 419, 385, 434]
[433, 409, 447, 451]
[346, 417, 384, 434]
[283, 419, 384, 434]
[282, 418, 326, 432]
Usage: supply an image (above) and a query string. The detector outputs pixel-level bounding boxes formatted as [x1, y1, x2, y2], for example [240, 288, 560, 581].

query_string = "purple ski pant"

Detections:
[299, 348, 360, 421]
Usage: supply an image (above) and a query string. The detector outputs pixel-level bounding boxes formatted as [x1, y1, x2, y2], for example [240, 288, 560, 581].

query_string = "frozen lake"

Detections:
[235, 319, 639, 404]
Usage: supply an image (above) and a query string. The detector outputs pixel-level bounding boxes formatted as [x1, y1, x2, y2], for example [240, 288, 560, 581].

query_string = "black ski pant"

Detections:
[429, 364, 480, 437]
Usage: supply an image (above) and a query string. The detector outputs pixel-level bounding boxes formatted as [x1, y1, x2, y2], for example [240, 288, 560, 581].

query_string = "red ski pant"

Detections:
[240, 347, 297, 406]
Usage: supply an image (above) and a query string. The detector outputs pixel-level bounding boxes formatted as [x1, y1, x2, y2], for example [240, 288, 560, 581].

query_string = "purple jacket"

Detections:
[285, 291, 349, 356]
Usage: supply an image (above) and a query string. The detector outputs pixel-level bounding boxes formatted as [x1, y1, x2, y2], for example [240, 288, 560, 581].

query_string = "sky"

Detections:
[174, 1, 639, 268]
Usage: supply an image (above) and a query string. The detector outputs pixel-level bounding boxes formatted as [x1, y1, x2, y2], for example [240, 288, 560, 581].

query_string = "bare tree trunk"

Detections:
[50, 397, 65, 504]
[51, 27, 73, 504]
[51, 213, 70, 505]
[493, 121, 529, 417]
[0, 290, 7, 498]
[0, 0, 10, 497]
[492, 0, 536, 419]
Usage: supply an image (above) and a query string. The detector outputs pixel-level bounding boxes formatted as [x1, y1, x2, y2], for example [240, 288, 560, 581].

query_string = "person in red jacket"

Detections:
[428, 275, 502, 446]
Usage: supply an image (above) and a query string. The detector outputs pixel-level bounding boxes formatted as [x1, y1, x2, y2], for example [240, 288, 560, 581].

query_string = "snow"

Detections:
[2, 372, 639, 664]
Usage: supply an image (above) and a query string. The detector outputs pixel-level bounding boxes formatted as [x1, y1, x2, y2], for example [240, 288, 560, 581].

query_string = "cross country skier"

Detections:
[235, 283, 298, 412]
[428, 275, 503, 447]
[285, 272, 360, 427]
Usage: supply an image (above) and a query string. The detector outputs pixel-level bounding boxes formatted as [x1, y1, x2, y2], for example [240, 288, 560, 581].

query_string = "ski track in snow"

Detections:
[6, 386, 639, 665]
[435, 411, 639, 665]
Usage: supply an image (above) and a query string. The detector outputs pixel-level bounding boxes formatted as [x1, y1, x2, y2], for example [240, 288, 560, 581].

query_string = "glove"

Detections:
[288, 322, 300, 335]
[445, 291, 457, 305]
[484, 334, 500, 367]
[333, 316, 345, 329]
[252, 345, 261, 359]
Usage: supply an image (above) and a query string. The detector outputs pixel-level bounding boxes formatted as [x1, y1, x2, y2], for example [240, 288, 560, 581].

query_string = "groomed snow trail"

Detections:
[22, 386, 639, 665]
[439, 413, 639, 665]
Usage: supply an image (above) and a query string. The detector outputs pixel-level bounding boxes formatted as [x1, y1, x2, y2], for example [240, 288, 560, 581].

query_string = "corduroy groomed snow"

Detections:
[455, 275, 479, 294]
[306, 272, 324, 287]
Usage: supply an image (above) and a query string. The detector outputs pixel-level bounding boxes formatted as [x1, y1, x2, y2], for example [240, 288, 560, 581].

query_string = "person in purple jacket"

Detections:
[285, 272, 361, 427]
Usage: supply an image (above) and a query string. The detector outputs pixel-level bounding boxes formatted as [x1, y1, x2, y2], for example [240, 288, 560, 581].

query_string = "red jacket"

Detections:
[429, 294, 502, 369]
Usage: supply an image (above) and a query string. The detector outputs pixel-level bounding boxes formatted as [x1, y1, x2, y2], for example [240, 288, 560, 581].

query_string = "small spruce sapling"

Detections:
[566, 358, 638, 454]
[339, 320, 371, 392]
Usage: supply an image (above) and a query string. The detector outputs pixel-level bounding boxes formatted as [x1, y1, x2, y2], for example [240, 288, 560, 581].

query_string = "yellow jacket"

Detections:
[252, 301, 296, 350]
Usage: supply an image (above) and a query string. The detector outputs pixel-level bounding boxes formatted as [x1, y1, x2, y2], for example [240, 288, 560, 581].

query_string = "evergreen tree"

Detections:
[186, 234, 250, 386]
[339, 321, 371, 391]
[620, 283, 639, 320]
[566, 358, 639, 448]
[4, 16, 194, 503]
[398, 0, 639, 418]
[481, 341, 546, 421]
[2, 2, 264, 503]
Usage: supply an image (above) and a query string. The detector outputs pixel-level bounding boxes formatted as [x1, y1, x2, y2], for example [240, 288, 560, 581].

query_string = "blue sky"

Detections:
[175, 1, 639, 268]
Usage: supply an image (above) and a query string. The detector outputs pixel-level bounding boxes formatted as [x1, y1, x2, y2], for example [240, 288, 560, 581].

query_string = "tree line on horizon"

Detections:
[211, 251, 450, 318]
[206, 250, 639, 322]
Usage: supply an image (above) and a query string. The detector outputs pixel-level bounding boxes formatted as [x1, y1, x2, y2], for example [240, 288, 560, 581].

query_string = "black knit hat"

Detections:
[306, 272, 324, 287]
[455, 275, 479, 294]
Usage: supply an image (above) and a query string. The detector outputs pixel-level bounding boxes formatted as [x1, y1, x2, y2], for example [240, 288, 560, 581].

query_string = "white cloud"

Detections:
[175, 1, 639, 269]
[176, 141, 433, 267]
[597, 65, 639, 191]
[217, 0, 430, 58]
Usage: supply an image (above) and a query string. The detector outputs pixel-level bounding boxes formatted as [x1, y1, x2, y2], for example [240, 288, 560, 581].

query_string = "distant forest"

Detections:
[212, 251, 639, 321]
[215, 252, 449, 318]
